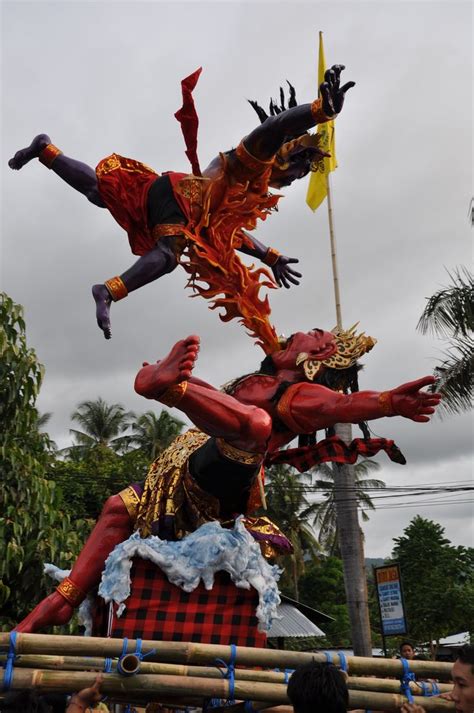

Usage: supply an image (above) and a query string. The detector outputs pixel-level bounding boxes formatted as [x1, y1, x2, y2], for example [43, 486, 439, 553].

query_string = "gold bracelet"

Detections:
[160, 381, 188, 407]
[379, 391, 394, 416]
[56, 577, 86, 607]
[263, 247, 280, 267]
[104, 276, 128, 301]
[310, 97, 336, 124]
[38, 143, 63, 168]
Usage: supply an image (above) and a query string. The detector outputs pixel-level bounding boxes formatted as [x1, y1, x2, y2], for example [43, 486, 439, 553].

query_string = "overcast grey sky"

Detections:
[2, 1, 472, 557]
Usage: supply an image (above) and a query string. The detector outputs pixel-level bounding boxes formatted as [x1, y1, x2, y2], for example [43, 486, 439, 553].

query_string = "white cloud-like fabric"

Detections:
[98, 517, 281, 632]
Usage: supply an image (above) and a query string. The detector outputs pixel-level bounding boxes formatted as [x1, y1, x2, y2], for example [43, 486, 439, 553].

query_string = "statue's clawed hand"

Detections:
[320, 64, 355, 116]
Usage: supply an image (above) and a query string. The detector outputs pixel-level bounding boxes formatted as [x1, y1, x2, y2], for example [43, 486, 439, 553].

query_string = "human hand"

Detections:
[70, 674, 103, 708]
[438, 691, 454, 700]
[320, 64, 355, 116]
[272, 255, 302, 289]
[390, 376, 441, 422]
[400, 704, 425, 713]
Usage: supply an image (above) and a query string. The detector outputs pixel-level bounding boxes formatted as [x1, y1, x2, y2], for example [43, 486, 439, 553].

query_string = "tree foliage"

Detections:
[298, 556, 352, 646]
[115, 410, 184, 461]
[311, 459, 385, 555]
[66, 397, 133, 458]
[390, 516, 474, 647]
[264, 464, 321, 599]
[0, 293, 90, 628]
[418, 267, 473, 415]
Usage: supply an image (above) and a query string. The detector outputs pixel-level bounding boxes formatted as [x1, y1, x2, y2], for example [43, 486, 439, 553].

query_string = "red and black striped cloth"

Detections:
[265, 436, 406, 472]
[93, 557, 266, 648]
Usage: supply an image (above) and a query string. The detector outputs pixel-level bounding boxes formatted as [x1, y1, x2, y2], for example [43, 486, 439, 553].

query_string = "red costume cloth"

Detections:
[265, 436, 406, 471]
[96, 154, 191, 257]
[93, 559, 266, 647]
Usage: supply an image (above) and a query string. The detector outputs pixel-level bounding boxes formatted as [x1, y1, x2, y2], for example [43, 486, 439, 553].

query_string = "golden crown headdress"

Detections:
[294, 323, 377, 382]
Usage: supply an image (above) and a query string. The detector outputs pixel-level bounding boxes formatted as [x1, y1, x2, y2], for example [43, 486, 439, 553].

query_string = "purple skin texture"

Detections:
[8, 65, 354, 339]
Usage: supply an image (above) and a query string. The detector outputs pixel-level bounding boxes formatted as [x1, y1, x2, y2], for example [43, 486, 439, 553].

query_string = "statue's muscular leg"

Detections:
[93, 237, 179, 339]
[15, 494, 132, 633]
[9, 134, 105, 207]
[135, 337, 272, 453]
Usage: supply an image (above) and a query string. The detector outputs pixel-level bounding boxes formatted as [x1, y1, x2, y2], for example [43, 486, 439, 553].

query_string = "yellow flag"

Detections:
[306, 31, 337, 211]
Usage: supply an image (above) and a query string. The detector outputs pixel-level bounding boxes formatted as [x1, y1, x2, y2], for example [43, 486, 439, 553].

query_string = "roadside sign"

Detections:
[374, 563, 408, 636]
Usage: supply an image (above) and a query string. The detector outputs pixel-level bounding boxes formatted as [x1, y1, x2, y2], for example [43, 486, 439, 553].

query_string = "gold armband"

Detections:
[235, 140, 274, 173]
[152, 224, 186, 240]
[275, 384, 305, 434]
[379, 391, 394, 416]
[38, 143, 62, 168]
[310, 97, 336, 124]
[160, 381, 188, 408]
[263, 247, 280, 267]
[104, 276, 128, 301]
[56, 577, 86, 607]
[216, 438, 264, 466]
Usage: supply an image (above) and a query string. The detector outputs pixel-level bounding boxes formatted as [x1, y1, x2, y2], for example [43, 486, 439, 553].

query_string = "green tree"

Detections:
[118, 409, 184, 460]
[49, 446, 149, 521]
[298, 556, 352, 646]
[0, 293, 89, 628]
[311, 459, 385, 554]
[264, 464, 321, 600]
[67, 397, 133, 457]
[418, 268, 473, 415]
[390, 516, 474, 654]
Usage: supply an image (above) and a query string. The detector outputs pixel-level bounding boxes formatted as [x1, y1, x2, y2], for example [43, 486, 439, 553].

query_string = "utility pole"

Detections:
[332, 423, 372, 656]
[326, 174, 373, 656]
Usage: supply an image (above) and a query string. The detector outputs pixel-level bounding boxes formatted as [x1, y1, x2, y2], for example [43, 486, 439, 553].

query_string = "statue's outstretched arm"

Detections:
[244, 65, 355, 160]
[276, 376, 441, 433]
[237, 230, 302, 289]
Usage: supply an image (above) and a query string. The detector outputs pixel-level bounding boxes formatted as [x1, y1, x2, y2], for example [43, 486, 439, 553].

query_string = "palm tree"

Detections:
[119, 410, 185, 460]
[417, 267, 473, 415]
[311, 459, 385, 555]
[67, 397, 133, 456]
[265, 464, 322, 600]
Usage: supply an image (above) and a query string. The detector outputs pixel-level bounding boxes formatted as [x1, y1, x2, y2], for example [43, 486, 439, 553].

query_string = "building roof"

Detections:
[268, 602, 326, 638]
[280, 595, 335, 624]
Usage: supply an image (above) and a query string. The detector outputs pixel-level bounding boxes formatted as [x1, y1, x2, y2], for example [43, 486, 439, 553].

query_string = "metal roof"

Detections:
[268, 603, 326, 638]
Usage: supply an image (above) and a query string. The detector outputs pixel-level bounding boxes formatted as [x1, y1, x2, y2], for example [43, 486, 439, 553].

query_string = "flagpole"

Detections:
[325, 173, 343, 330]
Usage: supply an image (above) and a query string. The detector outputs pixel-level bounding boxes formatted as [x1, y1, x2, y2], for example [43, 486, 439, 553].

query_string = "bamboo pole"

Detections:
[0, 654, 287, 683]
[0, 668, 455, 711]
[326, 174, 342, 330]
[0, 654, 453, 695]
[0, 633, 453, 680]
[346, 676, 452, 695]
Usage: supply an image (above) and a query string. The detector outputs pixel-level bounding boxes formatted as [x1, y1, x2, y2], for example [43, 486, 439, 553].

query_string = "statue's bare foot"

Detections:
[92, 284, 112, 340]
[134, 335, 200, 400]
[8, 134, 51, 170]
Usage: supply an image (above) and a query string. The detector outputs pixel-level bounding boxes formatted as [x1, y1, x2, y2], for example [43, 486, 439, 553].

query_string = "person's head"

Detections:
[271, 329, 337, 373]
[270, 326, 375, 386]
[399, 641, 416, 660]
[268, 144, 328, 189]
[451, 645, 474, 713]
[287, 661, 348, 713]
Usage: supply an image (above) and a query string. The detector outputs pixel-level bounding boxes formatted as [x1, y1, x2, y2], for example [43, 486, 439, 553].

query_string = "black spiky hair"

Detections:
[248, 81, 298, 124]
